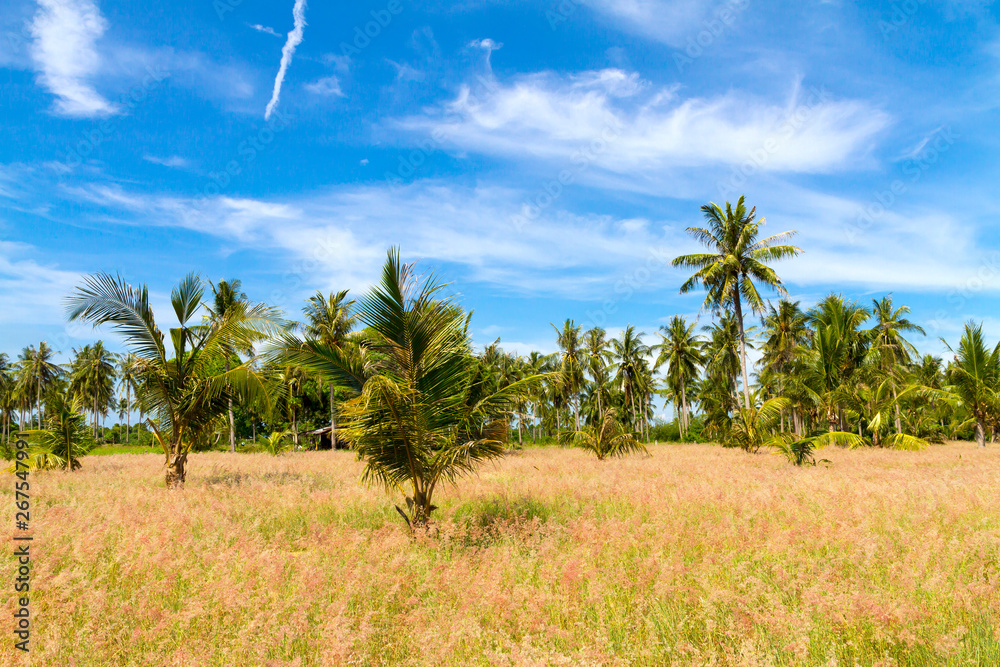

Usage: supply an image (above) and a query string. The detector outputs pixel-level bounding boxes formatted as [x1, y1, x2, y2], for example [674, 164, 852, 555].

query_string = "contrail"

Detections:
[264, 0, 307, 120]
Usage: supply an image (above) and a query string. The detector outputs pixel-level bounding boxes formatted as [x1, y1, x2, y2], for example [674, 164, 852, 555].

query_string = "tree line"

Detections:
[2, 197, 997, 521]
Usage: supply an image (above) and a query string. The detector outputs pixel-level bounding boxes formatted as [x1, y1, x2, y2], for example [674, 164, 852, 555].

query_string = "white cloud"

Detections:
[583, 0, 725, 46]
[396, 69, 890, 179]
[265, 0, 308, 120]
[305, 76, 343, 97]
[249, 23, 281, 38]
[143, 155, 192, 169]
[0, 241, 82, 325]
[30, 0, 117, 116]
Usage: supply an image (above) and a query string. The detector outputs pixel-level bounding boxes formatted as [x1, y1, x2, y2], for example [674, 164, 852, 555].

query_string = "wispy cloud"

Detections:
[396, 68, 889, 180]
[143, 155, 192, 170]
[30, 0, 117, 117]
[305, 76, 343, 97]
[249, 23, 281, 38]
[264, 0, 308, 120]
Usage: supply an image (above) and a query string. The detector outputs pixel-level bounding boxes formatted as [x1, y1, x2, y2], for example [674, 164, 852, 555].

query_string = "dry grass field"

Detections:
[2, 443, 999, 666]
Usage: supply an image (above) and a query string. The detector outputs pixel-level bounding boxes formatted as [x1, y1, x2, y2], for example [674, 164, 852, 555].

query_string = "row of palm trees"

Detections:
[4, 195, 996, 524]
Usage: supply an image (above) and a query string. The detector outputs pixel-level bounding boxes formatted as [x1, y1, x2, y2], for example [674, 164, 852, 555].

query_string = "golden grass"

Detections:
[2, 442, 999, 666]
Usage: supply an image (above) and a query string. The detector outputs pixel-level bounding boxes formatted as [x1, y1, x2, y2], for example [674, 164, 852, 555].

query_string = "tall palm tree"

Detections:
[118, 353, 140, 444]
[944, 321, 1000, 447]
[583, 327, 613, 419]
[302, 289, 357, 448]
[611, 325, 650, 432]
[867, 295, 925, 432]
[66, 272, 283, 486]
[758, 300, 810, 433]
[672, 196, 802, 411]
[69, 342, 117, 441]
[18, 343, 63, 430]
[0, 354, 12, 444]
[206, 278, 252, 453]
[552, 319, 585, 431]
[653, 316, 704, 440]
[276, 249, 541, 527]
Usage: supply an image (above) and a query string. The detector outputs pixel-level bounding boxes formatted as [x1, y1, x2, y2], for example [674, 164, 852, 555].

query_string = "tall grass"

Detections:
[2, 443, 998, 665]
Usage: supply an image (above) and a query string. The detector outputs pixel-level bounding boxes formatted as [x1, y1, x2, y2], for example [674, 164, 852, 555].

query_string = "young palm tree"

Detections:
[552, 319, 585, 431]
[260, 429, 292, 456]
[944, 321, 1000, 447]
[276, 249, 541, 528]
[672, 196, 801, 411]
[571, 407, 649, 460]
[66, 272, 283, 487]
[653, 316, 704, 440]
[19, 393, 95, 470]
[302, 289, 358, 448]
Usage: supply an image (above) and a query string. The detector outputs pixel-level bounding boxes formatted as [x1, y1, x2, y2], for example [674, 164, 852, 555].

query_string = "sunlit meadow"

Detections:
[3, 443, 999, 666]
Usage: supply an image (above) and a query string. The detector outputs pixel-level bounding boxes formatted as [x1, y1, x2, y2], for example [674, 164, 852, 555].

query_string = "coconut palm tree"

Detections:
[571, 407, 649, 460]
[583, 328, 613, 419]
[117, 353, 140, 444]
[275, 249, 541, 528]
[672, 196, 801, 411]
[867, 295, 925, 432]
[66, 272, 283, 487]
[206, 278, 257, 453]
[653, 316, 704, 440]
[553, 319, 585, 431]
[69, 342, 118, 441]
[0, 354, 12, 444]
[943, 321, 1000, 447]
[611, 326, 650, 432]
[18, 343, 63, 430]
[19, 392, 95, 471]
[302, 289, 357, 448]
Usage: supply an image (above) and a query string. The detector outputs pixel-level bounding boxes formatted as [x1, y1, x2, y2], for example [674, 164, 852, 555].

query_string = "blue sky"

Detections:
[2, 0, 999, 382]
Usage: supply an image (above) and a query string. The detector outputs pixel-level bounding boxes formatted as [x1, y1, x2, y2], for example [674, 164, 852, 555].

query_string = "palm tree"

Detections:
[571, 408, 649, 460]
[118, 353, 140, 444]
[654, 316, 704, 440]
[583, 328, 613, 419]
[19, 343, 63, 430]
[944, 321, 1000, 447]
[19, 392, 95, 470]
[206, 278, 254, 453]
[672, 196, 802, 411]
[69, 342, 117, 441]
[302, 289, 357, 448]
[758, 300, 810, 433]
[276, 249, 541, 528]
[867, 295, 925, 433]
[66, 272, 283, 486]
[260, 429, 292, 456]
[611, 326, 650, 433]
[553, 319, 585, 431]
[0, 354, 12, 444]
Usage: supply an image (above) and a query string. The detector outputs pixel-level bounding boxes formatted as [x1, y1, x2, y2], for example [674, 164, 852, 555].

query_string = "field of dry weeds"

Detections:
[2, 443, 998, 666]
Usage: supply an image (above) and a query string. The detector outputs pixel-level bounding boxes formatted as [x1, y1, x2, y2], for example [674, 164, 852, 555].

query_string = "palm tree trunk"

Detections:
[976, 419, 986, 448]
[680, 375, 689, 440]
[892, 386, 902, 433]
[36, 380, 42, 430]
[329, 384, 336, 449]
[732, 288, 752, 413]
[125, 387, 130, 445]
[166, 451, 186, 488]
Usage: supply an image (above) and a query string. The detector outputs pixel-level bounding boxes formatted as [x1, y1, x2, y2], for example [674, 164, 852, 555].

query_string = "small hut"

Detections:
[304, 426, 349, 450]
